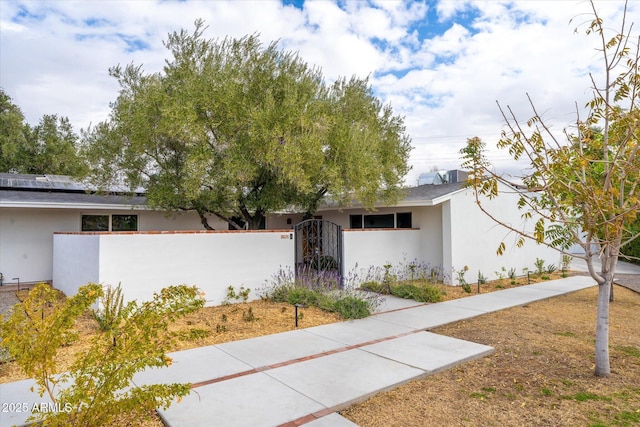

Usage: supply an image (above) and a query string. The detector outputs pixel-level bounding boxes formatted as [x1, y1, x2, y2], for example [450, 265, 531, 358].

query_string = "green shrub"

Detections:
[93, 283, 124, 331]
[420, 285, 443, 302]
[333, 296, 370, 319]
[391, 283, 419, 300]
[388, 283, 442, 303]
[286, 287, 320, 306]
[359, 281, 388, 294]
[478, 271, 487, 284]
[0, 283, 205, 426]
[461, 283, 472, 293]
[223, 285, 251, 304]
[261, 267, 382, 320]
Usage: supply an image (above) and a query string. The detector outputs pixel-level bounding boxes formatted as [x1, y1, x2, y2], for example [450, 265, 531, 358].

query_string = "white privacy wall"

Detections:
[343, 229, 422, 275]
[54, 230, 296, 306]
[445, 187, 559, 283]
[53, 228, 424, 305]
[53, 233, 100, 297]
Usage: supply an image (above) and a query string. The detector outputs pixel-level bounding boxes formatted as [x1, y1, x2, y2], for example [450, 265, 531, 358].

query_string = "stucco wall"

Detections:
[445, 187, 560, 284]
[343, 229, 422, 274]
[53, 233, 100, 297]
[0, 207, 225, 284]
[55, 230, 296, 306]
[413, 206, 444, 267]
[0, 208, 79, 283]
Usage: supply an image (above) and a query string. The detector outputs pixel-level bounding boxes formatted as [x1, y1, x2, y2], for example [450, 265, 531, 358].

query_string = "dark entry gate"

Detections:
[294, 219, 343, 286]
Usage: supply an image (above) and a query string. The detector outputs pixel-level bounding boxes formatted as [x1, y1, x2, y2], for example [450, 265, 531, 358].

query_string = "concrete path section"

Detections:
[0, 276, 597, 427]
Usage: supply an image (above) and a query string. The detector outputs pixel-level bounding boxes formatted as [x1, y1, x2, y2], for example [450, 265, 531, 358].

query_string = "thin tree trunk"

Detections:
[609, 279, 614, 302]
[595, 278, 611, 377]
[196, 209, 215, 230]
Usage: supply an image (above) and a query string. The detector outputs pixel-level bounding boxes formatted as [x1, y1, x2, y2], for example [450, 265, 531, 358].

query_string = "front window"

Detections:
[81, 215, 109, 231]
[364, 214, 394, 228]
[397, 212, 412, 228]
[112, 215, 138, 231]
[81, 214, 138, 232]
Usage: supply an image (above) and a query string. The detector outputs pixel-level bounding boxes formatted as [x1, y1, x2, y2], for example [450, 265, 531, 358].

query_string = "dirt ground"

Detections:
[0, 297, 342, 383]
[341, 285, 640, 427]
[2, 273, 638, 426]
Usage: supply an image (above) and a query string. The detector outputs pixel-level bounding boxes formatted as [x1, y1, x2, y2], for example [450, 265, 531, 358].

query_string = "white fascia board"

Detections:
[0, 201, 147, 210]
[318, 188, 465, 211]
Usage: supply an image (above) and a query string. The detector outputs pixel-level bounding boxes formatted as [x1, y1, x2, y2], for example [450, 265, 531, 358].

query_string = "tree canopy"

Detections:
[460, 1, 639, 377]
[83, 21, 412, 229]
[0, 89, 86, 176]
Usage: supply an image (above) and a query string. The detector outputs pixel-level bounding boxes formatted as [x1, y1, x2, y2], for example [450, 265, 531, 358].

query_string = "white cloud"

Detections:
[1, 0, 637, 184]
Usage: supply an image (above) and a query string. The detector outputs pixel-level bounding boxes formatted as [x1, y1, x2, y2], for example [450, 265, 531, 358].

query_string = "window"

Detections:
[81, 215, 109, 231]
[81, 214, 138, 232]
[349, 214, 363, 229]
[397, 212, 412, 228]
[364, 214, 394, 229]
[112, 215, 138, 232]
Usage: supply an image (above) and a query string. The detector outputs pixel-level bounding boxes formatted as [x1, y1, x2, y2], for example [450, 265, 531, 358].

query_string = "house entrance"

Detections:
[294, 219, 343, 286]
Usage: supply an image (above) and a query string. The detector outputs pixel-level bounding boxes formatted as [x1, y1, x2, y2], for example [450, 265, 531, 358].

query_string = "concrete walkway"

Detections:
[0, 276, 597, 427]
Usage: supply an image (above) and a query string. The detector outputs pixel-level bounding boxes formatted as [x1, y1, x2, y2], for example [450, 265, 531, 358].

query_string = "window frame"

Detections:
[81, 214, 139, 232]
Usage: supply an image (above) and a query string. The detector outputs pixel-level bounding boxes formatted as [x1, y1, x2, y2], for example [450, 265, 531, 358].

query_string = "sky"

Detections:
[0, 0, 636, 185]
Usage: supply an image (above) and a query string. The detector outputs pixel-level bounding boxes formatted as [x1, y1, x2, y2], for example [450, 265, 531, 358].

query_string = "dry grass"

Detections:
[0, 297, 342, 384]
[341, 285, 640, 427]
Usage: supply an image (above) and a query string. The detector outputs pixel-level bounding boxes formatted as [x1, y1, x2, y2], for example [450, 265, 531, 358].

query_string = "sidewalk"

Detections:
[0, 276, 597, 427]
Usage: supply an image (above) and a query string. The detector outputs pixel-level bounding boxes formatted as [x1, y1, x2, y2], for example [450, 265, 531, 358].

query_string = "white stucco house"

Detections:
[0, 173, 559, 304]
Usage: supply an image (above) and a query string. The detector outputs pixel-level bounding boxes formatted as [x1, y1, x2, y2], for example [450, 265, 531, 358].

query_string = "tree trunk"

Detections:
[196, 210, 215, 230]
[594, 277, 611, 377]
[609, 279, 614, 302]
[247, 214, 264, 230]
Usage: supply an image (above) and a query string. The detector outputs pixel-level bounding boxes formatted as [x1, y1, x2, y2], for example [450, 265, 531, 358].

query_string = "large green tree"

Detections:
[0, 89, 30, 173]
[461, 1, 639, 377]
[0, 89, 86, 176]
[83, 21, 411, 229]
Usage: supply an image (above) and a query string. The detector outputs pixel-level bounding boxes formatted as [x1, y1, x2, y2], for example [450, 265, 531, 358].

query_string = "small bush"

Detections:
[0, 283, 205, 426]
[242, 307, 258, 322]
[392, 283, 419, 300]
[361, 281, 442, 303]
[478, 271, 487, 285]
[261, 266, 382, 319]
[461, 283, 472, 293]
[223, 285, 251, 304]
[93, 283, 124, 331]
[178, 328, 211, 341]
[333, 297, 370, 319]
[359, 281, 388, 294]
[286, 287, 320, 306]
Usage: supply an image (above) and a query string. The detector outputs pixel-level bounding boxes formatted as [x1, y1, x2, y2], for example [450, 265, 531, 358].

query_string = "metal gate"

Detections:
[294, 219, 343, 287]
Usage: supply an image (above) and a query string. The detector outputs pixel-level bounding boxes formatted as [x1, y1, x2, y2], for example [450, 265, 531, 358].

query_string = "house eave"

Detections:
[317, 186, 467, 211]
[0, 201, 146, 210]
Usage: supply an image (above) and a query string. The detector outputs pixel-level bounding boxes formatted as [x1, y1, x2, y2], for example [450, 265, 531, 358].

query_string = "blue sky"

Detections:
[0, 0, 635, 184]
